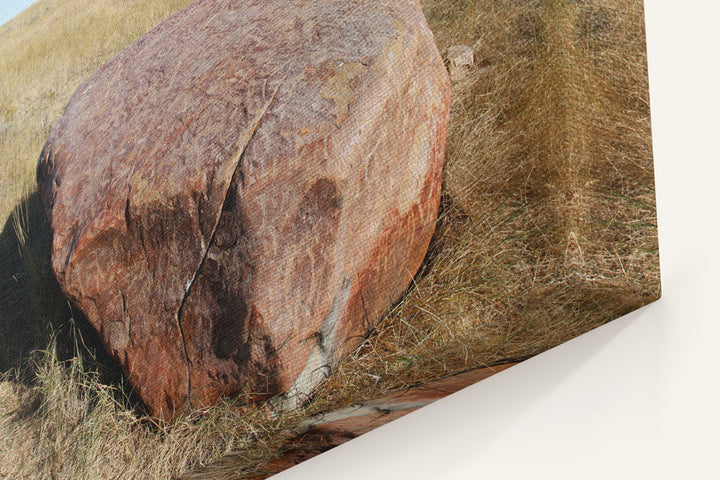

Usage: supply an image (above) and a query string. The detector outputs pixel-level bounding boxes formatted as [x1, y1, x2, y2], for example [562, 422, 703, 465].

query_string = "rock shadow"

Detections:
[0, 190, 124, 388]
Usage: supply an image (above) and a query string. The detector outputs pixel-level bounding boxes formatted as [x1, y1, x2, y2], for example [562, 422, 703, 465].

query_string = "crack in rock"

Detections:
[173, 81, 282, 411]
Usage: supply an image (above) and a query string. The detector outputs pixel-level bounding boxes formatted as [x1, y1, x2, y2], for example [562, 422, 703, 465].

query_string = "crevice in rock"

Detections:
[124, 186, 132, 232]
[360, 291, 370, 331]
[173, 81, 283, 412]
[120, 291, 132, 340]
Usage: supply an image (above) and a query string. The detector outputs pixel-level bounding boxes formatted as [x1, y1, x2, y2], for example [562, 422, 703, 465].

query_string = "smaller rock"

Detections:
[446, 45, 474, 79]
[227, 362, 519, 479]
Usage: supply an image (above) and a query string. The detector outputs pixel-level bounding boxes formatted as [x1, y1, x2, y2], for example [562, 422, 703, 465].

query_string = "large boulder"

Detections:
[37, 0, 450, 420]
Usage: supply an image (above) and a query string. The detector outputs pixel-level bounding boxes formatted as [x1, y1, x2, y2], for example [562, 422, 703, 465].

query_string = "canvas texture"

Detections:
[0, 0, 659, 478]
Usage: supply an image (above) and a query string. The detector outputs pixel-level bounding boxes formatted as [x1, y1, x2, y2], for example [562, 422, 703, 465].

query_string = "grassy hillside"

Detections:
[0, 0, 196, 219]
[0, 0, 659, 477]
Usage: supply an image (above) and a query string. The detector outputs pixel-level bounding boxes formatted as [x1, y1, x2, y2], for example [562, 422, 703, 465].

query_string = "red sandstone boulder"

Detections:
[37, 0, 450, 420]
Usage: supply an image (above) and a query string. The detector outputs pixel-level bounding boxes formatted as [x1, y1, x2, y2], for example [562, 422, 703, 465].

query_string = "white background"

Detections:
[278, 1, 720, 478]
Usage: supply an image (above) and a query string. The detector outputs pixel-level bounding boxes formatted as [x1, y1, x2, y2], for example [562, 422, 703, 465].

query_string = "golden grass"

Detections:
[0, 341, 303, 478]
[0, 0, 660, 477]
[0, 0, 195, 220]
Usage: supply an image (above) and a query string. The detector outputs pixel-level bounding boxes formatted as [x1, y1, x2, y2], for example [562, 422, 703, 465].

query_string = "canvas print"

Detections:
[0, 0, 660, 477]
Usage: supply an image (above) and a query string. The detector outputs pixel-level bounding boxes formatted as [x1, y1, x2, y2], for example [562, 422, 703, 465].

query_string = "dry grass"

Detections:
[0, 341, 302, 478]
[0, 0, 196, 221]
[0, 0, 659, 478]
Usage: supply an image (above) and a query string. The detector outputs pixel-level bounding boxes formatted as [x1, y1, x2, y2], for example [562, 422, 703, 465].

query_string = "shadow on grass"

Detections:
[0, 190, 123, 386]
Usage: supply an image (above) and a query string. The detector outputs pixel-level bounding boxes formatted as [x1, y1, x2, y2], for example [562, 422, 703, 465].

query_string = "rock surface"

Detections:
[37, 0, 450, 419]
[445, 44, 474, 79]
